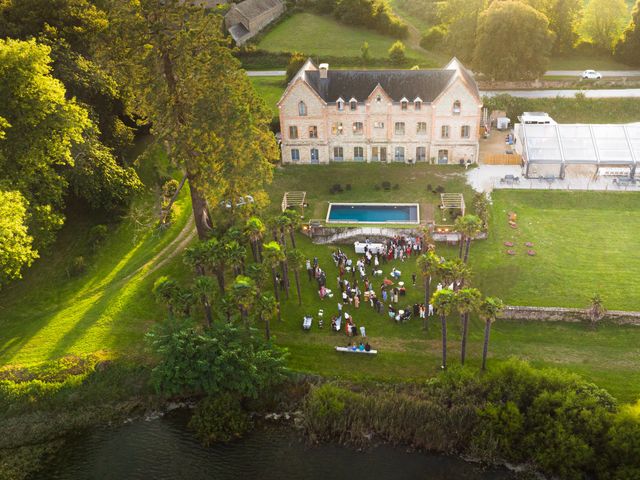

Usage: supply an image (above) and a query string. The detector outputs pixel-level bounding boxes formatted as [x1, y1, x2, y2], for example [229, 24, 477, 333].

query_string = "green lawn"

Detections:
[265, 163, 474, 221]
[0, 143, 193, 367]
[250, 76, 285, 116]
[548, 53, 635, 71]
[265, 166, 640, 403]
[257, 13, 437, 66]
[470, 190, 640, 311]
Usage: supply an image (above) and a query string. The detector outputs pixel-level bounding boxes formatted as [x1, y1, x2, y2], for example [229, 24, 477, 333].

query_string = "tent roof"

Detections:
[518, 123, 640, 165]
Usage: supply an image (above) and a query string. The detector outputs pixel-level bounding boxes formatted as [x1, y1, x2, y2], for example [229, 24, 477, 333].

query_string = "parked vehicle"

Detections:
[581, 70, 602, 79]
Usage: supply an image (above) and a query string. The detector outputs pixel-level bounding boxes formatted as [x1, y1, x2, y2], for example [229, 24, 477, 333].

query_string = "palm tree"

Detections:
[231, 275, 257, 326]
[262, 241, 284, 322]
[245, 216, 266, 262]
[454, 215, 483, 264]
[479, 296, 504, 371]
[588, 294, 605, 329]
[192, 276, 215, 327]
[287, 248, 305, 306]
[455, 288, 482, 366]
[183, 241, 208, 276]
[225, 239, 246, 276]
[438, 258, 471, 291]
[431, 289, 456, 370]
[282, 209, 301, 248]
[204, 237, 228, 295]
[152, 276, 180, 318]
[256, 293, 277, 341]
[416, 251, 440, 329]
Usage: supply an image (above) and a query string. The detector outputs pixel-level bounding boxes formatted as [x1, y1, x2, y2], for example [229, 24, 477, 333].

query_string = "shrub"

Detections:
[420, 25, 446, 49]
[188, 393, 251, 445]
[88, 224, 108, 249]
[146, 322, 288, 398]
[388, 40, 406, 65]
[162, 179, 180, 199]
[68, 256, 86, 277]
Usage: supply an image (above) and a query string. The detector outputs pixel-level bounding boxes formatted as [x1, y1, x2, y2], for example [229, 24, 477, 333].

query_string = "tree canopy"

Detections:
[580, 0, 628, 51]
[0, 190, 38, 287]
[615, 0, 640, 66]
[473, 0, 555, 80]
[104, 1, 278, 237]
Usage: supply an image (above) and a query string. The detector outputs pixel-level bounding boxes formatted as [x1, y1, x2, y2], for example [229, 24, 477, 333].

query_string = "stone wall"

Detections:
[500, 305, 640, 326]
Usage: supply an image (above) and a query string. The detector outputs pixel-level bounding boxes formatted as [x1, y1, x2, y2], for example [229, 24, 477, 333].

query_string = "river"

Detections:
[41, 410, 515, 480]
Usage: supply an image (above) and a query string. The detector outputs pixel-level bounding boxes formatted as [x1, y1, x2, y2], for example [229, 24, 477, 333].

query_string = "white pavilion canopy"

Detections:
[516, 123, 640, 178]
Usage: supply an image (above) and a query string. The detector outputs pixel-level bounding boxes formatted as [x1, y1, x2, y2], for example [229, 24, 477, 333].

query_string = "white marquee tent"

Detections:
[515, 123, 640, 179]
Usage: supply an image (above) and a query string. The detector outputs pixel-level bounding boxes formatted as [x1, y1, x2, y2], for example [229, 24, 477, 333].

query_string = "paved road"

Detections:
[247, 70, 285, 77]
[247, 69, 640, 78]
[545, 70, 640, 77]
[245, 71, 640, 98]
[481, 89, 640, 98]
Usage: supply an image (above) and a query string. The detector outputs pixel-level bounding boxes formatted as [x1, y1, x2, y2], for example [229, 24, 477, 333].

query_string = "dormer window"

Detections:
[298, 101, 307, 116]
[350, 99, 357, 111]
[401, 98, 408, 111]
[337, 98, 344, 111]
[414, 98, 422, 111]
[453, 100, 461, 115]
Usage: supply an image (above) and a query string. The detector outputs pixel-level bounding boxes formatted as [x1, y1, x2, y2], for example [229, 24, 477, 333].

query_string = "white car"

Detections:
[582, 70, 602, 80]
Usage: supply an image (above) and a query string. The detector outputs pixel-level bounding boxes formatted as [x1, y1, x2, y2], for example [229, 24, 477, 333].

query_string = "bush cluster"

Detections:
[302, 359, 640, 479]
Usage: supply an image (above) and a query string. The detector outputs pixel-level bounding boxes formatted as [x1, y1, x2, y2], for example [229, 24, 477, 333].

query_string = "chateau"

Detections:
[277, 58, 482, 165]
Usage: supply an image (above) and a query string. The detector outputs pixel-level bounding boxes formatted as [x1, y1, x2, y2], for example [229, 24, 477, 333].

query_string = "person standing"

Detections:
[412, 273, 416, 287]
[306, 259, 313, 281]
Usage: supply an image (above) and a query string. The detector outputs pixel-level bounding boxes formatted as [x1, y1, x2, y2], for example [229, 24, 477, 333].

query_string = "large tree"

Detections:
[0, 0, 141, 199]
[455, 288, 482, 366]
[479, 296, 504, 370]
[0, 38, 89, 248]
[0, 190, 39, 287]
[437, 0, 487, 62]
[473, 0, 555, 80]
[547, 0, 583, 55]
[432, 289, 456, 370]
[580, 0, 628, 51]
[104, 1, 278, 238]
[615, 0, 640, 66]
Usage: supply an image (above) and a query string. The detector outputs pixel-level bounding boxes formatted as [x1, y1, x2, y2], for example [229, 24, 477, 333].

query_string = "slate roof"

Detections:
[232, 0, 282, 19]
[304, 69, 457, 103]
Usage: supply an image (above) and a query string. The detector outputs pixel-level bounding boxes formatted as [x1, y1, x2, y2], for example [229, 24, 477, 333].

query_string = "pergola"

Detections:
[516, 123, 640, 179]
[281, 191, 307, 214]
[440, 193, 466, 216]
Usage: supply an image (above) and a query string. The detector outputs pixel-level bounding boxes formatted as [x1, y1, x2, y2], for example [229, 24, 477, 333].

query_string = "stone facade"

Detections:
[225, 0, 285, 45]
[277, 58, 482, 165]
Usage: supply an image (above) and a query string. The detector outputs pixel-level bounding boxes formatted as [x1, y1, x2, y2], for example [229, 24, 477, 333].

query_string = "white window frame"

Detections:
[395, 122, 405, 135]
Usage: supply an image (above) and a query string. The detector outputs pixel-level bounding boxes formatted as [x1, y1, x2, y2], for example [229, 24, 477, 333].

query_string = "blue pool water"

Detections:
[327, 203, 419, 223]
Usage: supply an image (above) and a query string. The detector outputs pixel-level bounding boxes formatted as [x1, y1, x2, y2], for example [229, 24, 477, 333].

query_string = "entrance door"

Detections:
[310, 148, 319, 164]
[379, 147, 387, 162]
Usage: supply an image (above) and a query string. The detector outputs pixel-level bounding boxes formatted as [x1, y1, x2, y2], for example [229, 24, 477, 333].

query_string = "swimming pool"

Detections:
[326, 203, 420, 224]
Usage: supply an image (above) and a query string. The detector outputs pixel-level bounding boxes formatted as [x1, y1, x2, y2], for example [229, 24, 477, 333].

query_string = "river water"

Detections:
[41, 410, 514, 480]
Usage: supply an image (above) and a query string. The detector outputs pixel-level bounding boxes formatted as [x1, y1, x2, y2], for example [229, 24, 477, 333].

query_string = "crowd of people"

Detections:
[304, 236, 435, 343]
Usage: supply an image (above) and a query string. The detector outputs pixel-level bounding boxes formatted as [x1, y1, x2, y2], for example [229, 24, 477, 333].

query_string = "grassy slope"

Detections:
[0, 144, 192, 367]
[470, 190, 640, 310]
[257, 13, 437, 66]
[265, 165, 640, 403]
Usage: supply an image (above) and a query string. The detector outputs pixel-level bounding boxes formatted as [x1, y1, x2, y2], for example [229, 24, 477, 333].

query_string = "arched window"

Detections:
[453, 100, 461, 114]
[298, 101, 307, 116]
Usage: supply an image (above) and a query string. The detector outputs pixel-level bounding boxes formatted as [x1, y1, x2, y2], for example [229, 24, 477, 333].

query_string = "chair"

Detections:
[303, 316, 312, 330]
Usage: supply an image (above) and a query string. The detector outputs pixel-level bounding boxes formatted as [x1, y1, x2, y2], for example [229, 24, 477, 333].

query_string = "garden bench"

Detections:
[335, 346, 378, 354]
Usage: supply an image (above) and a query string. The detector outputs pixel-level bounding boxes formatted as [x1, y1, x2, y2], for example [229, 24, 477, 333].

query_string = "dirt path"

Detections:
[121, 215, 197, 284]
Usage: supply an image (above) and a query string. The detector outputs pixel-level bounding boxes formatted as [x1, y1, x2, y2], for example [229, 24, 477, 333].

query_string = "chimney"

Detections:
[319, 63, 329, 79]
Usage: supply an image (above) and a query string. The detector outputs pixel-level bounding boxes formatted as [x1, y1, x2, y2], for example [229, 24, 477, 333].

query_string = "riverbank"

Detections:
[4, 356, 639, 480]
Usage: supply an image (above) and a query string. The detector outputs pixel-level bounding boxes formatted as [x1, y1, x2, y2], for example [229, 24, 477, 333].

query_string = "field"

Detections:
[0, 143, 192, 367]
[264, 165, 640, 403]
[471, 190, 640, 310]
[257, 13, 438, 66]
